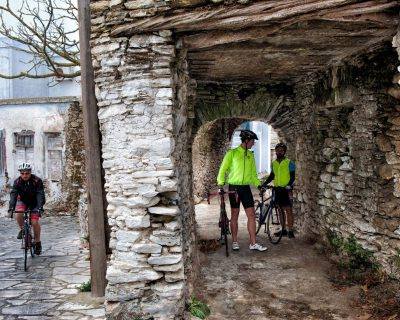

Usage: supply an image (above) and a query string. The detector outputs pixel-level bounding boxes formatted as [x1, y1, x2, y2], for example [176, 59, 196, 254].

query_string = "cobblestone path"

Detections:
[0, 216, 105, 320]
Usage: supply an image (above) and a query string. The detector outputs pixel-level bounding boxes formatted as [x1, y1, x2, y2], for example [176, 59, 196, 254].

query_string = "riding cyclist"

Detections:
[261, 143, 296, 238]
[8, 163, 45, 255]
[217, 129, 267, 252]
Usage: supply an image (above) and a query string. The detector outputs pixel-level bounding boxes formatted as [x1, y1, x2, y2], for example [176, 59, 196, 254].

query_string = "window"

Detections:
[14, 130, 35, 176]
[14, 130, 34, 148]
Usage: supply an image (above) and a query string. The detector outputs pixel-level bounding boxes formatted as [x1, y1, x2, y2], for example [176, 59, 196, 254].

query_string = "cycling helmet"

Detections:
[18, 162, 32, 171]
[275, 142, 287, 151]
[239, 130, 258, 142]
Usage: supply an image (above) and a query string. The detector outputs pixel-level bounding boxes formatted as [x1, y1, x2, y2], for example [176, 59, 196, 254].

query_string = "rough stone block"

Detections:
[116, 230, 141, 244]
[150, 230, 181, 246]
[107, 266, 162, 284]
[126, 215, 151, 229]
[153, 263, 182, 272]
[148, 254, 182, 265]
[148, 206, 179, 216]
[132, 243, 163, 254]
[151, 281, 184, 299]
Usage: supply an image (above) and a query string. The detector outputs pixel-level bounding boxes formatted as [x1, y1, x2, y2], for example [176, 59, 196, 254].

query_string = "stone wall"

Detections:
[293, 45, 400, 274]
[192, 118, 243, 200]
[62, 101, 87, 238]
[90, 16, 189, 316]
[90, 0, 400, 317]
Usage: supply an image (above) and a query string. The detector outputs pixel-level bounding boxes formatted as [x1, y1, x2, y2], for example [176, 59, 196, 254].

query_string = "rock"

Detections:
[379, 165, 394, 180]
[106, 266, 162, 284]
[376, 134, 392, 152]
[132, 243, 163, 254]
[165, 269, 185, 282]
[150, 230, 181, 246]
[165, 220, 181, 231]
[90, 1, 109, 12]
[115, 230, 141, 245]
[148, 254, 182, 265]
[153, 263, 183, 272]
[151, 281, 184, 299]
[125, 0, 154, 9]
[148, 206, 180, 216]
[126, 215, 151, 228]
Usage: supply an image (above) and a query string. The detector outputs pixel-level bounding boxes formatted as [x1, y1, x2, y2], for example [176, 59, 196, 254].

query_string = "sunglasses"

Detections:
[20, 172, 31, 175]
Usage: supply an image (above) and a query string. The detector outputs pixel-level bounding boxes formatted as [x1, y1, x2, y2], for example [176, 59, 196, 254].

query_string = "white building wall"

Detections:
[0, 103, 67, 180]
[231, 121, 273, 174]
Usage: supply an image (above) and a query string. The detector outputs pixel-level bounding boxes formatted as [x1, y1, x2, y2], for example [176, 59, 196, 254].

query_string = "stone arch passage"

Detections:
[191, 86, 289, 200]
[89, 1, 400, 318]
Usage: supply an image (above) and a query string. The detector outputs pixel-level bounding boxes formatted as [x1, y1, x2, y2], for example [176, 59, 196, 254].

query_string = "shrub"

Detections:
[188, 296, 211, 319]
[78, 280, 91, 292]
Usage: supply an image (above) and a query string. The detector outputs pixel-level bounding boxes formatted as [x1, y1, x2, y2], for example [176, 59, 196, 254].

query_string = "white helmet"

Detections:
[18, 162, 32, 171]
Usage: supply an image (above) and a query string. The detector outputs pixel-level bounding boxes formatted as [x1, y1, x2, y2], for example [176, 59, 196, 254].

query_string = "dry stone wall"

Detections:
[90, 8, 189, 315]
[90, 1, 400, 317]
[293, 46, 400, 275]
[192, 118, 243, 200]
[62, 101, 88, 238]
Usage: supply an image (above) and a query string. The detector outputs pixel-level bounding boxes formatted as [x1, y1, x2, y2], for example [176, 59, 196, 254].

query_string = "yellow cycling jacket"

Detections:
[217, 146, 261, 187]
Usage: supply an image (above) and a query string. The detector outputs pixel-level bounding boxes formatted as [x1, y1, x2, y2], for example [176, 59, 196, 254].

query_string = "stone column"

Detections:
[91, 30, 187, 318]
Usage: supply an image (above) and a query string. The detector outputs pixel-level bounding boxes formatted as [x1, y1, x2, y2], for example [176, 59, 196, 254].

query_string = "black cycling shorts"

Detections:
[228, 185, 254, 209]
[274, 187, 292, 207]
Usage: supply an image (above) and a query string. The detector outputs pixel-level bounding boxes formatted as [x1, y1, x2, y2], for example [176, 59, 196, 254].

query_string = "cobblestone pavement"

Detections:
[0, 216, 105, 320]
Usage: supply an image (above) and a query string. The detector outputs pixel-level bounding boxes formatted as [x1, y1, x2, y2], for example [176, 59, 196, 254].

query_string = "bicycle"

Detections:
[254, 186, 286, 244]
[12, 209, 36, 271]
[207, 190, 238, 257]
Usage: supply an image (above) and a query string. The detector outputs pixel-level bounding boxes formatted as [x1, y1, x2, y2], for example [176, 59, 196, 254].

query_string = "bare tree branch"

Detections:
[0, 0, 80, 80]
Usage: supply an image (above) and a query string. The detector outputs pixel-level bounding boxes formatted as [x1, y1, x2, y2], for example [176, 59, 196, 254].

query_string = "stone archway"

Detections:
[89, 1, 400, 318]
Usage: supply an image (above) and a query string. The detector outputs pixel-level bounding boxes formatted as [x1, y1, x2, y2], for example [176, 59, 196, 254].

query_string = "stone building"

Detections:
[0, 37, 84, 215]
[88, 1, 400, 318]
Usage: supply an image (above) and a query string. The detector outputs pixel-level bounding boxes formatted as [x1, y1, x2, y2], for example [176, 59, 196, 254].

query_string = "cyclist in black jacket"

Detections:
[8, 163, 45, 255]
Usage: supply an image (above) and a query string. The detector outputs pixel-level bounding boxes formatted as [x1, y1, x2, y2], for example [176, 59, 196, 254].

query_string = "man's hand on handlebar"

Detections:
[218, 187, 225, 195]
[257, 185, 266, 193]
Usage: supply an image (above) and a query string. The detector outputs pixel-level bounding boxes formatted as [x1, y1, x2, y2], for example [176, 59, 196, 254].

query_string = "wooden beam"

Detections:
[78, 0, 107, 297]
[110, 0, 398, 35]
[182, 21, 392, 50]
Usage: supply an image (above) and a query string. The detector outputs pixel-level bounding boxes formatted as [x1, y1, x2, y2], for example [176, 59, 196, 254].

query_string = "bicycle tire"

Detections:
[256, 203, 268, 235]
[24, 225, 29, 271]
[224, 232, 229, 257]
[221, 213, 229, 257]
[30, 237, 35, 258]
[266, 206, 285, 244]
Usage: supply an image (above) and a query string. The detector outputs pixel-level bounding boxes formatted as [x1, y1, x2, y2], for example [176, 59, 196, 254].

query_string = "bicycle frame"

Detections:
[12, 210, 36, 271]
[256, 187, 285, 243]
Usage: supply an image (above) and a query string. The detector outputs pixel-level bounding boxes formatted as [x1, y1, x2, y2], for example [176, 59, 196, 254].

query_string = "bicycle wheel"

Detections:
[266, 206, 285, 244]
[224, 230, 229, 257]
[221, 213, 229, 257]
[255, 203, 268, 235]
[30, 235, 35, 258]
[24, 225, 29, 271]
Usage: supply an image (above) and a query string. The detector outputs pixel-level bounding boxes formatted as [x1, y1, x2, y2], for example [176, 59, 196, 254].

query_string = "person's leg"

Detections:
[31, 219, 41, 242]
[228, 186, 240, 243]
[15, 212, 24, 239]
[230, 208, 240, 243]
[15, 212, 24, 229]
[244, 207, 256, 245]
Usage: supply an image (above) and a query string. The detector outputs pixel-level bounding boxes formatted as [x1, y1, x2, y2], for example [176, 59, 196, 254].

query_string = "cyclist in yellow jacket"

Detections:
[217, 130, 267, 252]
[261, 142, 296, 238]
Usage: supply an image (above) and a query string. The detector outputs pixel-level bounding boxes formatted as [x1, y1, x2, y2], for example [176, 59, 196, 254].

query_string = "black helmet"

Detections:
[275, 142, 287, 151]
[239, 130, 258, 142]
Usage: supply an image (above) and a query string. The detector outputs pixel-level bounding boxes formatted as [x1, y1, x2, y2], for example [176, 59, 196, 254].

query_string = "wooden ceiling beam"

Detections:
[110, 0, 398, 35]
